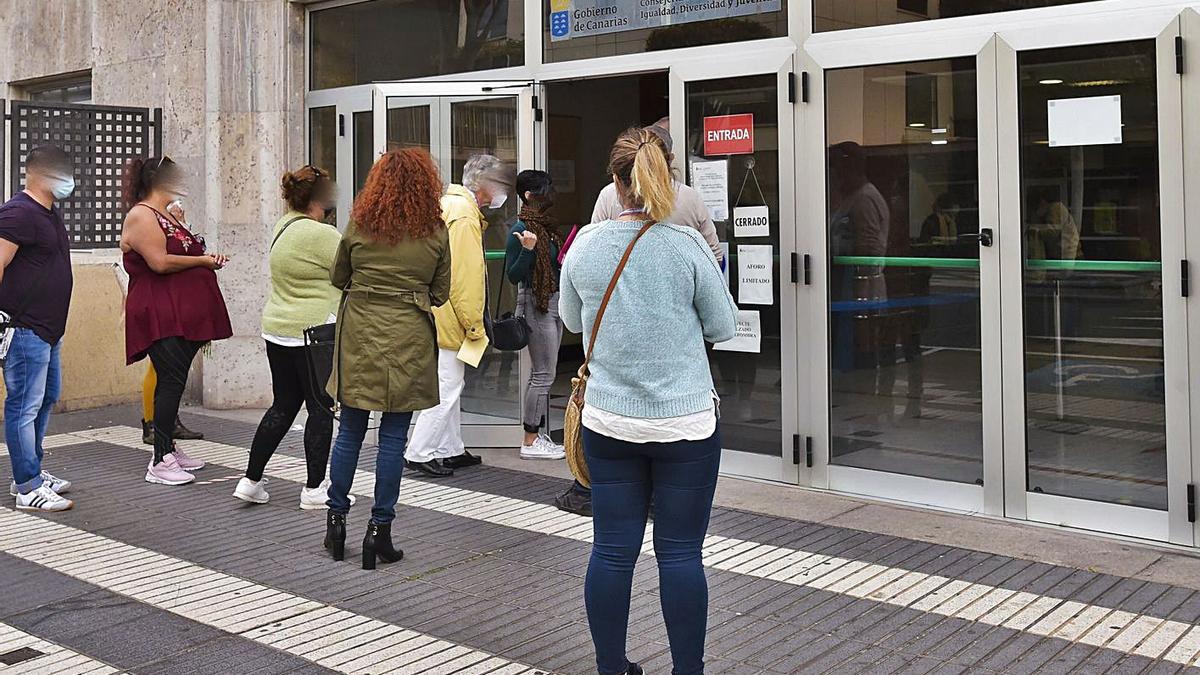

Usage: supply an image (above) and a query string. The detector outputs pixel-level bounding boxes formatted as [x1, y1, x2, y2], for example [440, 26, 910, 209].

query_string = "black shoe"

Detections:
[324, 512, 346, 561]
[405, 459, 454, 477]
[361, 521, 403, 570]
[173, 416, 204, 441]
[442, 451, 482, 470]
[555, 487, 592, 517]
[624, 663, 643, 675]
[142, 420, 154, 445]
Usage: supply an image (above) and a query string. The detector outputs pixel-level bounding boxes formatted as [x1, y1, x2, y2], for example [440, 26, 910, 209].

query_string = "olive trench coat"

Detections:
[328, 222, 451, 412]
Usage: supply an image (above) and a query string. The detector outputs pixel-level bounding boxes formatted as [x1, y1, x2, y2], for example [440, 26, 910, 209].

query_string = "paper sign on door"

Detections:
[714, 310, 761, 353]
[733, 205, 770, 238]
[691, 160, 729, 222]
[1047, 95, 1123, 147]
[737, 244, 773, 305]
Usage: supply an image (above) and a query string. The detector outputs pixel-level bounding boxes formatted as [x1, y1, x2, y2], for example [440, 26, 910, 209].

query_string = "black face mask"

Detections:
[323, 205, 336, 220]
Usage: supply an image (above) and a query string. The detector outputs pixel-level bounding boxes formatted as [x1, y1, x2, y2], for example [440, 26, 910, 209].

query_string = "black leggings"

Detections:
[147, 337, 204, 464]
[245, 341, 334, 488]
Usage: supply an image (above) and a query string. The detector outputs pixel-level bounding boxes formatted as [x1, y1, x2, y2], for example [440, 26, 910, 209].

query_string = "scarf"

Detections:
[519, 204, 562, 314]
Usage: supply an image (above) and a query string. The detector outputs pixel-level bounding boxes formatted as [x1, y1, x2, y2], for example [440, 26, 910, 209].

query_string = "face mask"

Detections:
[488, 192, 508, 210]
[323, 203, 336, 220]
[49, 176, 75, 200]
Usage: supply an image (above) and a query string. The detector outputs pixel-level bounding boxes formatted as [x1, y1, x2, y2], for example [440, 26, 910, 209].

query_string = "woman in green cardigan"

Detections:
[233, 166, 342, 509]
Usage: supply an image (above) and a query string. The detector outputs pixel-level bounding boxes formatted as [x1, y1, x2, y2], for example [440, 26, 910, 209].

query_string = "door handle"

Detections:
[977, 228, 994, 247]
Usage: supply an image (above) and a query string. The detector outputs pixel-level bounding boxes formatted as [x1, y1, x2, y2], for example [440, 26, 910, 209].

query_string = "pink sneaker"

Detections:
[170, 446, 205, 471]
[144, 454, 195, 486]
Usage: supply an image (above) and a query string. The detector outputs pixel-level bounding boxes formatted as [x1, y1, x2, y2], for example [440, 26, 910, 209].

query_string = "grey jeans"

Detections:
[519, 286, 562, 432]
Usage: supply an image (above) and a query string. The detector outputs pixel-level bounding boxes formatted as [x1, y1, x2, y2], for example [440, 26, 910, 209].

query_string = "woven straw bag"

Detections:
[563, 222, 654, 489]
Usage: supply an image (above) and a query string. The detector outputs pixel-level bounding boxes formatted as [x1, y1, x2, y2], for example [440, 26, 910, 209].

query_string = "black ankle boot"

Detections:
[142, 420, 154, 445]
[173, 416, 204, 440]
[625, 663, 643, 675]
[361, 521, 403, 570]
[324, 512, 346, 561]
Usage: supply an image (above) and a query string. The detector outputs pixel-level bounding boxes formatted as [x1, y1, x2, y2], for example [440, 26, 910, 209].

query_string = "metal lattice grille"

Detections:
[9, 102, 160, 249]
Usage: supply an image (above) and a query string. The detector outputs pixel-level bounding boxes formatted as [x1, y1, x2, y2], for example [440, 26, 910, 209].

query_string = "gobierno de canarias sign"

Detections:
[549, 0, 782, 41]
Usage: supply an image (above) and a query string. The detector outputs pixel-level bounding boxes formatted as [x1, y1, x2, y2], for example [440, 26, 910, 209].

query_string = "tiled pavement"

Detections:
[2, 406, 1200, 674]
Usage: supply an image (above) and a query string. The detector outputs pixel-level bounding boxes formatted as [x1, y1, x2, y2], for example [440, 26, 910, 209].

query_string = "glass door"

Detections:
[372, 81, 537, 449]
[997, 18, 1192, 544]
[813, 41, 1004, 513]
[672, 50, 800, 484]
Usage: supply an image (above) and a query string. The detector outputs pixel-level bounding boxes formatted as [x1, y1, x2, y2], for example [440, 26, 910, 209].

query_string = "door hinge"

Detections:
[1183, 260, 1191, 298]
[532, 94, 543, 122]
[805, 436, 813, 468]
[338, 113, 345, 138]
[801, 71, 810, 104]
[790, 252, 799, 283]
[1188, 483, 1196, 523]
[804, 253, 812, 285]
[1177, 36, 1185, 75]
[787, 72, 796, 104]
[791, 434, 801, 464]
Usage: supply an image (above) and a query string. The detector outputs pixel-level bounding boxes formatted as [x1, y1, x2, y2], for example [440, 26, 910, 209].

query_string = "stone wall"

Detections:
[0, 0, 306, 411]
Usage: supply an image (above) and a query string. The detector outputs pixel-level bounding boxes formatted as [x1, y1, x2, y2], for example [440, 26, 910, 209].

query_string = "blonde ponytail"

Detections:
[609, 127, 676, 222]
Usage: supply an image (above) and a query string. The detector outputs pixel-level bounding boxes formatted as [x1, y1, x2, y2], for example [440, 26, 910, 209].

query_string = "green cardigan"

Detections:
[261, 211, 342, 339]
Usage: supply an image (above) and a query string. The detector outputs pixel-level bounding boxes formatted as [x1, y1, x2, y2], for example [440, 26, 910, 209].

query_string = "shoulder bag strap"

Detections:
[270, 215, 311, 251]
[582, 221, 654, 368]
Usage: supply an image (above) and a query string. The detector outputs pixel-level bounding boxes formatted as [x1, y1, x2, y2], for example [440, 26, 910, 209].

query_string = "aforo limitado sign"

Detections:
[703, 114, 754, 156]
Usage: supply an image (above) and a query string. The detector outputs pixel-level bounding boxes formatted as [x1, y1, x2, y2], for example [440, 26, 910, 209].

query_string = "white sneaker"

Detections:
[520, 435, 566, 460]
[300, 479, 354, 510]
[144, 454, 195, 486]
[233, 477, 270, 504]
[9, 470, 71, 497]
[15, 484, 74, 511]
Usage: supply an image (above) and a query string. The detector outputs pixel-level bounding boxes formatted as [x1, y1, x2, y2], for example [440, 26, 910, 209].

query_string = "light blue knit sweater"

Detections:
[559, 219, 738, 419]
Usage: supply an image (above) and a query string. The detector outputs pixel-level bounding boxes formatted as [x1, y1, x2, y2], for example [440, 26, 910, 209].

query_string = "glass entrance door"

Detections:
[673, 51, 800, 484]
[997, 21, 1192, 544]
[371, 82, 538, 449]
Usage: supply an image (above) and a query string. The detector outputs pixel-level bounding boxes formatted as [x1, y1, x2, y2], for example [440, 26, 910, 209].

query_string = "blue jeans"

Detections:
[583, 425, 721, 675]
[326, 407, 413, 524]
[4, 329, 61, 494]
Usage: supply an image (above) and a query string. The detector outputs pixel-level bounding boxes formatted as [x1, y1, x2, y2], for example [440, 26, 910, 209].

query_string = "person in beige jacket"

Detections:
[405, 154, 514, 478]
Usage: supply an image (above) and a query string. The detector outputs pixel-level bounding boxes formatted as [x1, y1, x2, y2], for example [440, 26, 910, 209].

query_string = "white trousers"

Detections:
[406, 348, 466, 462]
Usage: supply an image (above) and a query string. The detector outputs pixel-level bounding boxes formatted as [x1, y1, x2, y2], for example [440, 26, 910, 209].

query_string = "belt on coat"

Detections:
[344, 285, 432, 312]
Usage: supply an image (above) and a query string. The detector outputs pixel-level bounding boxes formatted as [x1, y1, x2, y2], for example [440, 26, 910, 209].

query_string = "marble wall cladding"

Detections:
[0, 0, 93, 86]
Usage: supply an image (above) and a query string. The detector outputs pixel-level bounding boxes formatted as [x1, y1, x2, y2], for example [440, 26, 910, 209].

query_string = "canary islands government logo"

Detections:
[550, 0, 570, 39]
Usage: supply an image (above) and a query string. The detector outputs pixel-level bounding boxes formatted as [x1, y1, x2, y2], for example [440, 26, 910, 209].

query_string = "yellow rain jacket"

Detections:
[433, 184, 488, 352]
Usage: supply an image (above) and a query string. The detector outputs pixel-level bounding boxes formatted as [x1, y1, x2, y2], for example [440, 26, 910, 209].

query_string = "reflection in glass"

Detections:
[814, 0, 1097, 32]
[543, 0, 786, 63]
[309, 106, 338, 222]
[352, 112, 373, 196]
[686, 75, 780, 456]
[310, 0, 524, 90]
[1018, 42, 1166, 510]
[450, 98, 522, 426]
[387, 106, 432, 154]
[826, 59, 983, 484]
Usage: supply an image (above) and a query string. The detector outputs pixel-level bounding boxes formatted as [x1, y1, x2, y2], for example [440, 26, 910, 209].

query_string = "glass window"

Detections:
[24, 73, 92, 104]
[815, 0, 1097, 32]
[825, 58, 984, 484]
[310, 0, 524, 90]
[544, 0, 787, 63]
[309, 106, 338, 221]
[1017, 42, 1166, 510]
[686, 74, 781, 456]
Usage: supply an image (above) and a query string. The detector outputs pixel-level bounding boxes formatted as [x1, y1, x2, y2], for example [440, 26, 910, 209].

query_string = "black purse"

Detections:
[302, 322, 337, 416]
[483, 250, 530, 352]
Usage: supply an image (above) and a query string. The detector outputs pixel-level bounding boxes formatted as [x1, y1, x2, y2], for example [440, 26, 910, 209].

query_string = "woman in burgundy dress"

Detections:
[120, 157, 232, 486]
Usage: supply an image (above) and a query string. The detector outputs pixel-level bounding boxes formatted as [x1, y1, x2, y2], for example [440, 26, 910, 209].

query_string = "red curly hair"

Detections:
[351, 148, 444, 243]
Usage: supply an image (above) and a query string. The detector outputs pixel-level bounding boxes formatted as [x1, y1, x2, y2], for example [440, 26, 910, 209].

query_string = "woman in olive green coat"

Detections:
[324, 148, 451, 570]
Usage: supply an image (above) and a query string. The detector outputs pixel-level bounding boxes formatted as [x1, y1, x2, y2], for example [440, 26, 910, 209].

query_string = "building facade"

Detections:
[4, 0, 1200, 548]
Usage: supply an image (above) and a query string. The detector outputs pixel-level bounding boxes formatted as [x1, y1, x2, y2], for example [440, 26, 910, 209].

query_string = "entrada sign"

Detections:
[703, 114, 754, 155]
[549, 0, 782, 41]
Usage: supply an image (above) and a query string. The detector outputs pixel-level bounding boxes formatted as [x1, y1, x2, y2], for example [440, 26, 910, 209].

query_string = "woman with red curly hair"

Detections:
[323, 148, 450, 570]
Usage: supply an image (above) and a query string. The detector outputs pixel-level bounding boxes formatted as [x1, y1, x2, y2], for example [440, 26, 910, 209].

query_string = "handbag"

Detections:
[564, 221, 654, 488]
[483, 249, 531, 352]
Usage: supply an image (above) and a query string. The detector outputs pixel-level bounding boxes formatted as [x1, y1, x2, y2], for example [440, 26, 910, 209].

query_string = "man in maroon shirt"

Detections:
[0, 145, 76, 512]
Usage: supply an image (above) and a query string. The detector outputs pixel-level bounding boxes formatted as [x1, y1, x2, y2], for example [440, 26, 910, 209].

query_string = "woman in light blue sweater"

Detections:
[559, 127, 736, 675]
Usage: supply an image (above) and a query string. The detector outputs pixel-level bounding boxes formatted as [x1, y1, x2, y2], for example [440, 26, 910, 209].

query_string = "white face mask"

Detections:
[48, 176, 75, 200]
[488, 192, 508, 210]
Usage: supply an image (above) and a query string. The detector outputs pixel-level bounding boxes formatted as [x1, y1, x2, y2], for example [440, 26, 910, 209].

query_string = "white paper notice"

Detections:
[714, 310, 761, 353]
[1047, 95, 1123, 147]
[733, 205, 770, 238]
[737, 244, 773, 305]
[691, 160, 729, 222]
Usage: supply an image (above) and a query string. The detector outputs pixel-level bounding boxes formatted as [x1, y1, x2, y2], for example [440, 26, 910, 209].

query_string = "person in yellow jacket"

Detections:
[405, 154, 514, 477]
